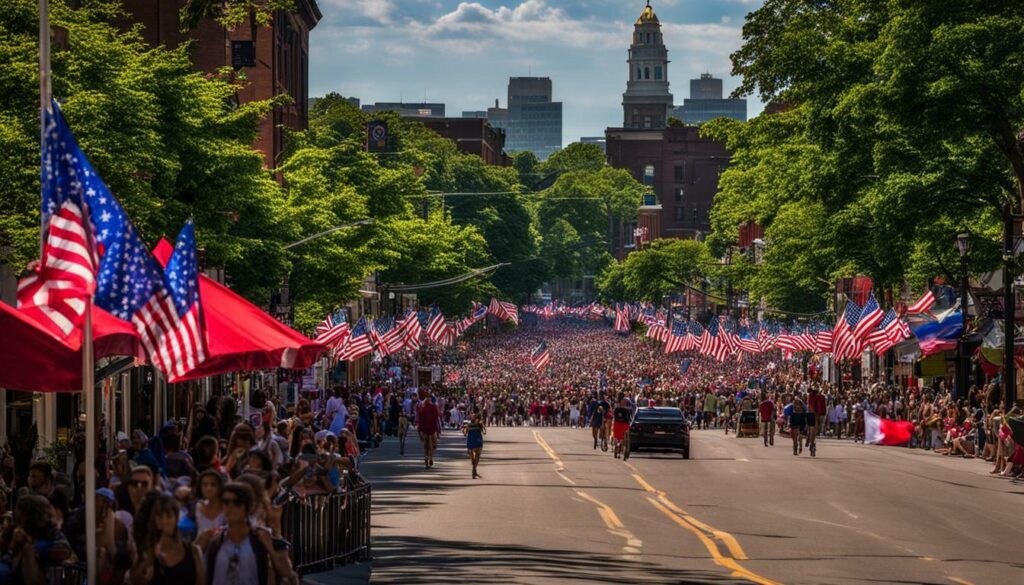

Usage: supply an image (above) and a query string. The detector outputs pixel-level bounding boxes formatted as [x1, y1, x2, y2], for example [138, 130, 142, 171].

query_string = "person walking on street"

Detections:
[463, 413, 486, 479]
[790, 398, 807, 456]
[759, 393, 775, 446]
[417, 394, 442, 469]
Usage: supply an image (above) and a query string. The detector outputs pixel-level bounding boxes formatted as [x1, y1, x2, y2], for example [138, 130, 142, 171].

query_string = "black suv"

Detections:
[628, 407, 690, 459]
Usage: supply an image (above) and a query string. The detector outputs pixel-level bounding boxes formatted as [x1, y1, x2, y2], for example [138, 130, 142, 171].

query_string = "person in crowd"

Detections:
[129, 492, 204, 585]
[0, 494, 73, 583]
[463, 413, 486, 479]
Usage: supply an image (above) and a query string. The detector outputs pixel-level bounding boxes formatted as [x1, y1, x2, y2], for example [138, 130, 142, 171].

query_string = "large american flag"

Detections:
[33, 101, 206, 381]
[704, 316, 731, 361]
[852, 292, 884, 342]
[336, 316, 374, 361]
[315, 310, 350, 348]
[17, 200, 97, 338]
[372, 315, 405, 356]
[833, 301, 864, 360]
[906, 290, 936, 314]
[737, 326, 760, 354]
[866, 309, 911, 355]
[425, 307, 449, 344]
[664, 321, 689, 353]
[531, 340, 551, 371]
[814, 328, 834, 353]
[395, 309, 423, 351]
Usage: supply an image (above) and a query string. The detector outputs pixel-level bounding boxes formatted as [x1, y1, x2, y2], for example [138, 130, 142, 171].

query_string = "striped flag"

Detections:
[35, 102, 207, 380]
[814, 328, 834, 353]
[425, 307, 449, 344]
[737, 326, 760, 354]
[396, 309, 423, 351]
[336, 316, 374, 362]
[17, 200, 97, 338]
[906, 290, 936, 314]
[833, 301, 864, 360]
[614, 308, 630, 332]
[500, 301, 519, 325]
[531, 340, 551, 371]
[471, 301, 488, 322]
[373, 315, 404, 356]
[315, 310, 350, 348]
[664, 321, 689, 353]
[852, 292, 885, 342]
[704, 316, 731, 361]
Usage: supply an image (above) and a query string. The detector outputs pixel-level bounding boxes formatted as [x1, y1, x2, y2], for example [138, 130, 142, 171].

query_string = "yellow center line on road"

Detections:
[532, 431, 640, 555]
[947, 577, 977, 585]
[631, 474, 783, 585]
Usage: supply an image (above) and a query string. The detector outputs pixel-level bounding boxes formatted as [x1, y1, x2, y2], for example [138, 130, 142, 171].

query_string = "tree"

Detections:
[0, 0, 295, 303]
[706, 0, 1023, 310]
[540, 142, 606, 174]
[621, 239, 711, 304]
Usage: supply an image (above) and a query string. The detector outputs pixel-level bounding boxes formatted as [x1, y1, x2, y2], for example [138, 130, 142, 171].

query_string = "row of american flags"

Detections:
[521, 289, 936, 363]
[18, 101, 207, 382]
[314, 297, 519, 361]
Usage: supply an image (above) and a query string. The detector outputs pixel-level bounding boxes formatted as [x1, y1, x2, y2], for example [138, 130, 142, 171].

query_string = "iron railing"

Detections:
[281, 474, 373, 575]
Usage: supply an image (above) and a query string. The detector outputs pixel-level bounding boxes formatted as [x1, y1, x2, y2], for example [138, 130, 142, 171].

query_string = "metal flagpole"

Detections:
[39, 0, 50, 256]
[83, 299, 97, 585]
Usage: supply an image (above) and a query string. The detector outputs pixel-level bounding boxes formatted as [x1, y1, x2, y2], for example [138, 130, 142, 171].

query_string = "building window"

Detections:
[692, 207, 699, 223]
[674, 165, 684, 184]
[643, 164, 655, 186]
[646, 32, 651, 43]
[637, 67, 642, 80]
[655, 66, 663, 80]
[675, 207, 685, 221]
[644, 67, 650, 80]
[643, 115, 652, 128]
[674, 188, 684, 202]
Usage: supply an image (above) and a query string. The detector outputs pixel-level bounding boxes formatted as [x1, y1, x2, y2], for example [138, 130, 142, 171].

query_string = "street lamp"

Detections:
[956, 232, 970, 399]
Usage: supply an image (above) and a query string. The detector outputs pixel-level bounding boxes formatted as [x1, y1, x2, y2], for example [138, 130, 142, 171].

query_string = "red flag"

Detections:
[864, 411, 913, 446]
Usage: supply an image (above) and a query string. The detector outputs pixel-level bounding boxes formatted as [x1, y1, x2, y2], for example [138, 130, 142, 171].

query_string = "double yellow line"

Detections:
[532, 430, 780, 585]
[631, 473, 781, 585]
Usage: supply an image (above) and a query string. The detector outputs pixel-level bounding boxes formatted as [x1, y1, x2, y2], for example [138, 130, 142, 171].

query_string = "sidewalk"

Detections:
[301, 562, 372, 585]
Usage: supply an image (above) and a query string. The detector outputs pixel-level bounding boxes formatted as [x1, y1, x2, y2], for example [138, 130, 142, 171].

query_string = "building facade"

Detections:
[419, 118, 510, 166]
[605, 126, 730, 242]
[362, 102, 446, 118]
[467, 79, 563, 160]
[673, 73, 747, 124]
[622, 1, 674, 129]
[120, 0, 322, 168]
[579, 137, 607, 152]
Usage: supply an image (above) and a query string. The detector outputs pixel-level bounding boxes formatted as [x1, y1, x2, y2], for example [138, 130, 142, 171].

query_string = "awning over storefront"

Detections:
[0, 302, 144, 392]
[153, 239, 325, 381]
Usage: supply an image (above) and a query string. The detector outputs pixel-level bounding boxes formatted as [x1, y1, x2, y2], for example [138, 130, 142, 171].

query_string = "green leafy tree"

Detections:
[540, 142, 606, 174]
[0, 0, 294, 303]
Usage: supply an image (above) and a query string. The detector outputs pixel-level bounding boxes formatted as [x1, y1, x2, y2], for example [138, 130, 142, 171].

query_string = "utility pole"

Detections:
[1003, 204, 1016, 411]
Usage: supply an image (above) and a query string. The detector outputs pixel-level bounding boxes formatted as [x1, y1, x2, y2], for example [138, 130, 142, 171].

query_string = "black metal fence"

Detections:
[281, 475, 373, 575]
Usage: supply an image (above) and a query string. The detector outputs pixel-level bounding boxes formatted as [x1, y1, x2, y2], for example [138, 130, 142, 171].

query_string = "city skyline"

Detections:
[310, 0, 766, 146]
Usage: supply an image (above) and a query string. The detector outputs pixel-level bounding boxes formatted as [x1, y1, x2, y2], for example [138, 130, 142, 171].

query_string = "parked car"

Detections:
[629, 407, 690, 459]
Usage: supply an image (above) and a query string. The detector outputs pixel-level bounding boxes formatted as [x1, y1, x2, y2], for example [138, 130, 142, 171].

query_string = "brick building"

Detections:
[418, 118, 510, 166]
[120, 0, 322, 167]
[606, 125, 730, 245]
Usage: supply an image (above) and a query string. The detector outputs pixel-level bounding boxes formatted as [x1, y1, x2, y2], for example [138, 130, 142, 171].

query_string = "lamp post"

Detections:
[956, 232, 971, 400]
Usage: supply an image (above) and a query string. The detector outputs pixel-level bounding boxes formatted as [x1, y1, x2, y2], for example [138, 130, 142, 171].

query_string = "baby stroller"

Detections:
[737, 410, 759, 438]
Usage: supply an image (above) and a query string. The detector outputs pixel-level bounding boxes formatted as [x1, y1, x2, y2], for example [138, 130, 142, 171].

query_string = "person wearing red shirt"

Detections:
[806, 387, 826, 457]
[417, 395, 442, 469]
[758, 394, 776, 446]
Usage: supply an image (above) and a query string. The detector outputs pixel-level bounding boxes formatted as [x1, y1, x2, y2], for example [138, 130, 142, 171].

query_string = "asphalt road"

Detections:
[360, 426, 1024, 585]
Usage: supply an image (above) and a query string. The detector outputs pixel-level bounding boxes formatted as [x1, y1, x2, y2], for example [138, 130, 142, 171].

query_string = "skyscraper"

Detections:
[487, 77, 563, 160]
[622, 1, 674, 129]
[673, 73, 747, 125]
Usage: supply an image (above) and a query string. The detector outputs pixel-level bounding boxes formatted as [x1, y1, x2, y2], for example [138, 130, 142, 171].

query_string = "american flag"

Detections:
[530, 340, 551, 371]
[867, 309, 911, 355]
[852, 292, 884, 342]
[336, 316, 374, 362]
[664, 321, 689, 353]
[758, 321, 776, 353]
[372, 315, 404, 356]
[500, 301, 519, 325]
[18, 102, 100, 338]
[737, 326, 760, 354]
[395, 309, 423, 351]
[471, 301, 488, 321]
[35, 102, 206, 380]
[488, 296, 502, 317]
[614, 307, 630, 332]
[589, 303, 606, 317]
[315, 310, 350, 348]
[833, 301, 864, 360]
[17, 200, 97, 338]
[815, 328, 834, 353]
[646, 321, 669, 343]
[425, 307, 449, 344]
[704, 316, 731, 361]
[906, 290, 936, 314]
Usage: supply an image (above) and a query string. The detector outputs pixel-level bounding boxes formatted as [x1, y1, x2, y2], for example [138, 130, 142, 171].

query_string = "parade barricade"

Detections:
[281, 474, 373, 575]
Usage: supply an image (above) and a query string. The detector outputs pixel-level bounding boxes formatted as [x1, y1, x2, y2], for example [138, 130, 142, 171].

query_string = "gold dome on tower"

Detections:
[636, 0, 659, 25]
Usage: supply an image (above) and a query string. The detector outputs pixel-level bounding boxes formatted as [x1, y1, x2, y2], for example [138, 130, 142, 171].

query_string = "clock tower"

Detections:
[622, 1, 674, 129]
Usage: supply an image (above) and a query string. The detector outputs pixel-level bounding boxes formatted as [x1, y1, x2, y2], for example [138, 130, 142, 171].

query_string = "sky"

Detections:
[309, 0, 766, 145]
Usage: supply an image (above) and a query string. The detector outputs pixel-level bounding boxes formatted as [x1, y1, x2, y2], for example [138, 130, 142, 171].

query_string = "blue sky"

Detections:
[309, 0, 765, 144]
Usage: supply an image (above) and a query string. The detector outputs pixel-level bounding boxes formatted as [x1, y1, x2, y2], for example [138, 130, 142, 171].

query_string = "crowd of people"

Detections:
[0, 388, 378, 584]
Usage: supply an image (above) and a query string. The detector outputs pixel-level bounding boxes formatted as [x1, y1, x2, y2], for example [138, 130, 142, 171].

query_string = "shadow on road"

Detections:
[370, 535, 753, 584]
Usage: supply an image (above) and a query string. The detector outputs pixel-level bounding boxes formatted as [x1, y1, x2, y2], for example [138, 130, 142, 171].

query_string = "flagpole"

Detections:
[83, 297, 97, 585]
[38, 0, 50, 256]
